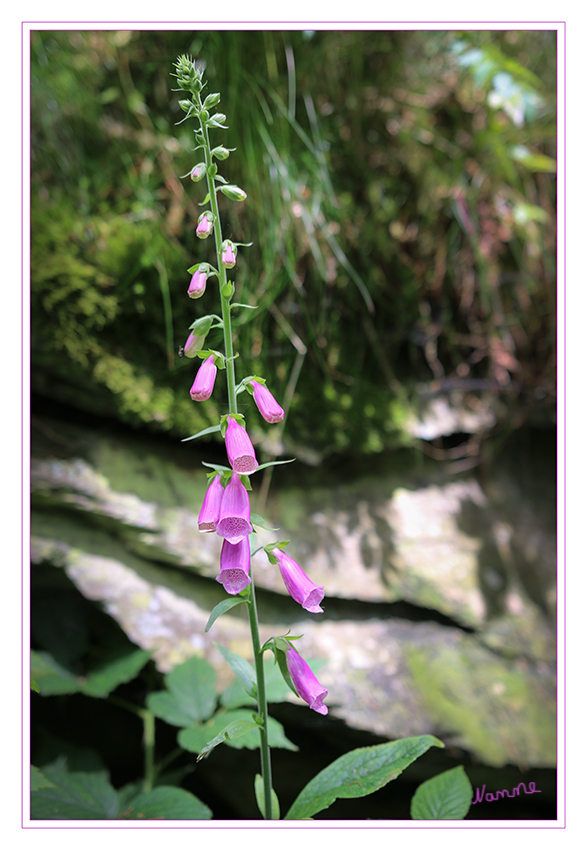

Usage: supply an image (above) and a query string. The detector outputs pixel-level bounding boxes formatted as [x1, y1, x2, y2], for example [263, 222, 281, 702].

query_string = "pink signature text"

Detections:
[471, 782, 542, 804]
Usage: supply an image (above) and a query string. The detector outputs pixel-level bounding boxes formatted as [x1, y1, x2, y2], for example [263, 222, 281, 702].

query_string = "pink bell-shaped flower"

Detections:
[188, 267, 207, 299]
[190, 355, 217, 401]
[217, 537, 252, 595]
[225, 417, 258, 474]
[198, 474, 224, 532]
[251, 380, 284, 424]
[271, 549, 324, 613]
[285, 647, 328, 715]
[216, 472, 253, 544]
[196, 212, 213, 239]
[220, 240, 237, 268]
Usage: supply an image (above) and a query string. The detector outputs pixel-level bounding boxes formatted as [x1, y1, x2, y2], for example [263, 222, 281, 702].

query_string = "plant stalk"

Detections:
[200, 102, 274, 819]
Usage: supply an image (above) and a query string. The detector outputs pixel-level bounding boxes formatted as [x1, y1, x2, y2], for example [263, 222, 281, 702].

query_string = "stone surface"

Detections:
[30, 417, 557, 768]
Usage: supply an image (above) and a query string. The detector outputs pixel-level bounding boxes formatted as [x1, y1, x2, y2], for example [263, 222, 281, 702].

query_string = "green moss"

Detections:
[406, 639, 556, 767]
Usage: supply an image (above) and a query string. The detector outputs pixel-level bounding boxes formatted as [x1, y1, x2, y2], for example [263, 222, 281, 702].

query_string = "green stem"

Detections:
[198, 97, 274, 819]
[140, 708, 156, 793]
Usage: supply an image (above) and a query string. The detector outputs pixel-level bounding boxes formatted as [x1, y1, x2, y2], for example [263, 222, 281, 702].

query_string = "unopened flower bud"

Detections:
[196, 212, 214, 239]
[220, 185, 247, 202]
[178, 99, 193, 112]
[183, 330, 206, 358]
[251, 380, 284, 424]
[221, 240, 237, 268]
[188, 267, 207, 298]
[285, 647, 328, 715]
[190, 163, 206, 182]
[211, 146, 231, 161]
[203, 92, 221, 109]
[190, 355, 217, 402]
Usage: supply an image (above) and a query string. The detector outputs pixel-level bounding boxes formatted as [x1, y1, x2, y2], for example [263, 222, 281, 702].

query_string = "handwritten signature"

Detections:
[472, 782, 542, 804]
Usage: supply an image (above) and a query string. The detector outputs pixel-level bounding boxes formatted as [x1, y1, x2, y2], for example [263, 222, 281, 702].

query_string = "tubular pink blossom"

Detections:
[217, 537, 251, 595]
[188, 268, 207, 299]
[196, 213, 213, 239]
[216, 472, 253, 544]
[251, 380, 284, 424]
[225, 417, 258, 474]
[190, 355, 217, 401]
[271, 549, 324, 613]
[220, 240, 236, 268]
[285, 647, 328, 715]
[198, 474, 224, 532]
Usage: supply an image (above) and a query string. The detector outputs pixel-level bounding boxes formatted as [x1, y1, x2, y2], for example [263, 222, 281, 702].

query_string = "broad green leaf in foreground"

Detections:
[285, 735, 444, 820]
[119, 786, 212, 820]
[410, 765, 473, 820]
[146, 655, 217, 727]
[30, 758, 120, 819]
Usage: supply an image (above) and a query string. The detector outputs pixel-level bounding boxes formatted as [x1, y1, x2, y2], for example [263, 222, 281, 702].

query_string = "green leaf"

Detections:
[220, 657, 293, 708]
[205, 597, 248, 632]
[215, 644, 257, 698]
[252, 458, 296, 473]
[30, 650, 80, 695]
[146, 655, 217, 727]
[30, 758, 120, 820]
[255, 774, 280, 819]
[181, 424, 221, 442]
[250, 513, 280, 532]
[510, 145, 556, 172]
[285, 735, 444, 820]
[180, 709, 297, 755]
[191, 717, 260, 760]
[31, 765, 55, 792]
[30, 677, 39, 693]
[81, 649, 151, 698]
[120, 786, 212, 820]
[230, 302, 258, 311]
[410, 766, 473, 820]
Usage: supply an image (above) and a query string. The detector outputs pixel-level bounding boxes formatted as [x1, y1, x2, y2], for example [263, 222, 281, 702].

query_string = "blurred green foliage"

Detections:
[30, 29, 556, 459]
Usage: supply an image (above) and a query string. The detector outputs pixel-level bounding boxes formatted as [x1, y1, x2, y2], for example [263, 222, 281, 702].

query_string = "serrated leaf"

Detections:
[215, 644, 257, 698]
[285, 735, 444, 820]
[191, 717, 259, 760]
[255, 774, 280, 819]
[120, 786, 212, 820]
[30, 758, 119, 820]
[81, 649, 151, 698]
[181, 424, 221, 442]
[146, 655, 217, 727]
[205, 597, 248, 632]
[410, 766, 473, 820]
[180, 709, 297, 755]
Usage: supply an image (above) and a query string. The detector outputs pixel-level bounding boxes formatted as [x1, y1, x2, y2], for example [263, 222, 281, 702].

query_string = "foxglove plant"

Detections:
[171, 55, 447, 822]
[173, 54, 328, 819]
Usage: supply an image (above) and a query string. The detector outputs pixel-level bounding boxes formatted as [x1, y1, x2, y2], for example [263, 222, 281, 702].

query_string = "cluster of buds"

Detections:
[175, 53, 328, 716]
